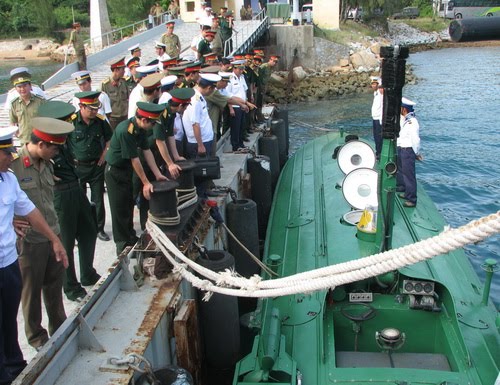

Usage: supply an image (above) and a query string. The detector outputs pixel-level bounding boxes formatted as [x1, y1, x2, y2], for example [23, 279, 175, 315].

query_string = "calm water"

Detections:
[287, 46, 500, 305]
[0, 59, 62, 92]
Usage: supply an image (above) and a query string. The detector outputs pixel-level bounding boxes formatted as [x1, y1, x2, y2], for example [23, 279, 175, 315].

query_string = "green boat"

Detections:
[233, 47, 499, 385]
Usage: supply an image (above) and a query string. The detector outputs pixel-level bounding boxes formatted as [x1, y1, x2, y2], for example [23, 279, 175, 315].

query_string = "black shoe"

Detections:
[66, 289, 87, 302]
[81, 273, 101, 286]
[97, 230, 110, 241]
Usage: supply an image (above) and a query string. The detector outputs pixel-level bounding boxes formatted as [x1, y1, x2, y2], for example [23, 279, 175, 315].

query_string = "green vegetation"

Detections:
[0, 0, 169, 38]
[404, 17, 449, 32]
[314, 21, 380, 44]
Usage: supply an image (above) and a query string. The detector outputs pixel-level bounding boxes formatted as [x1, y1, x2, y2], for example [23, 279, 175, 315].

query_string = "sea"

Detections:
[287, 46, 500, 305]
[1, 47, 498, 304]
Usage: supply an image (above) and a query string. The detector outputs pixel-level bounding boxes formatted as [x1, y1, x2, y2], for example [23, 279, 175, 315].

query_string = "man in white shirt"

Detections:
[370, 76, 383, 159]
[225, 60, 248, 152]
[182, 74, 221, 158]
[71, 71, 112, 120]
[396, 97, 422, 208]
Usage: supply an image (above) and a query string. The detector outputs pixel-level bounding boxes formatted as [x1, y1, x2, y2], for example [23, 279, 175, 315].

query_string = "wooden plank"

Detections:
[174, 299, 203, 384]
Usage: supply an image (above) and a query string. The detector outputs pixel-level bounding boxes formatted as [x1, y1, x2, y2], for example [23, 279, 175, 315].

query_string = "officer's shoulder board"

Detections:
[162, 110, 168, 118]
[96, 113, 106, 121]
[102, 78, 110, 85]
[71, 113, 78, 121]
[127, 123, 135, 134]
[194, 94, 201, 102]
[124, 76, 131, 81]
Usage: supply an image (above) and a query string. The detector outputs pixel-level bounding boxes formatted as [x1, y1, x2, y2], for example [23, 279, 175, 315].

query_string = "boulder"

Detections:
[350, 50, 380, 70]
[269, 73, 287, 88]
[292, 66, 308, 82]
[339, 58, 349, 67]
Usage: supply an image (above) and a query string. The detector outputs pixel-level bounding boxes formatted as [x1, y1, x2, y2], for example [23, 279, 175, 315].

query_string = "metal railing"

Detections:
[84, 11, 171, 53]
[224, 9, 269, 57]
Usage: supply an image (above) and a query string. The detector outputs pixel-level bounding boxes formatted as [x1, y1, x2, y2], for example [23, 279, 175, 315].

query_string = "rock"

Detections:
[370, 42, 381, 55]
[23, 44, 33, 51]
[350, 50, 379, 70]
[292, 66, 307, 82]
[270, 73, 287, 88]
[339, 58, 349, 67]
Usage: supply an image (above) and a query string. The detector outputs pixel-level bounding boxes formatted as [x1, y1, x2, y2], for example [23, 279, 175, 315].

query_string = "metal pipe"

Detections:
[481, 258, 497, 305]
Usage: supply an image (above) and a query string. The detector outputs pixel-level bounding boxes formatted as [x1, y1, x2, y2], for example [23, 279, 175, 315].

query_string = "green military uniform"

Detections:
[38, 101, 100, 301]
[211, 28, 223, 56]
[101, 76, 129, 130]
[205, 90, 230, 148]
[69, 25, 86, 70]
[10, 117, 74, 349]
[219, 16, 233, 54]
[124, 76, 139, 93]
[105, 118, 150, 254]
[161, 33, 181, 58]
[9, 94, 45, 144]
[197, 39, 212, 63]
[68, 109, 113, 235]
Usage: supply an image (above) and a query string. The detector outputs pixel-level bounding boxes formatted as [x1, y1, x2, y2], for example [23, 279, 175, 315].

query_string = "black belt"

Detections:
[398, 147, 413, 150]
[74, 159, 99, 166]
[54, 180, 80, 192]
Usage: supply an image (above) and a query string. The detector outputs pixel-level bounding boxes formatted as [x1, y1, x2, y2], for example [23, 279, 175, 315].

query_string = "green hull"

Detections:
[234, 132, 499, 385]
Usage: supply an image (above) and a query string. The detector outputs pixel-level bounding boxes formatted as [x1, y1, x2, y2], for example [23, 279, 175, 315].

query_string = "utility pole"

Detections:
[90, 0, 112, 51]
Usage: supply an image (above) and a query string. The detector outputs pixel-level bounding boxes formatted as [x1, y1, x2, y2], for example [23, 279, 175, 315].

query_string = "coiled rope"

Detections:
[146, 211, 500, 299]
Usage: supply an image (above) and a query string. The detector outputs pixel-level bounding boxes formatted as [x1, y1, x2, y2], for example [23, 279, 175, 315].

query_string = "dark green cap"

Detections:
[37, 101, 76, 121]
[168, 65, 188, 76]
[169, 88, 195, 103]
[75, 91, 101, 109]
[136, 101, 166, 121]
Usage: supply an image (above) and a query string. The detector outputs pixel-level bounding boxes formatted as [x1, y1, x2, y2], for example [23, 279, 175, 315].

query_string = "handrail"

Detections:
[224, 10, 269, 57]
[84, 11, 171, 53]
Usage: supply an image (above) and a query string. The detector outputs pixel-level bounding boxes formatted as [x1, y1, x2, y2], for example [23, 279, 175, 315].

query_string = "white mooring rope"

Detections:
[145, 211, 500, 299]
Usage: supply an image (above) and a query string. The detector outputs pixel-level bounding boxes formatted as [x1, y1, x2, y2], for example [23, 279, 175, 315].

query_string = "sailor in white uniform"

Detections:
[396, 97, 422, 208]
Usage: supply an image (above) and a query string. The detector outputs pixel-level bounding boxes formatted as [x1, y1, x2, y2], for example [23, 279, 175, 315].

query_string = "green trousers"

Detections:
[54, 184, 99, 299]
[105, 164, 136, 255]
[75, 163, 106, 232]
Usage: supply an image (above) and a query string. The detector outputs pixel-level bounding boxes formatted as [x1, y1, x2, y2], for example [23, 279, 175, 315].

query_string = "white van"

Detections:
[302, 4, 313, 23]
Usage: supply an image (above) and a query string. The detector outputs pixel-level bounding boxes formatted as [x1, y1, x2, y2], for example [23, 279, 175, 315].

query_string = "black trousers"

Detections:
[0, 261, 26, 384]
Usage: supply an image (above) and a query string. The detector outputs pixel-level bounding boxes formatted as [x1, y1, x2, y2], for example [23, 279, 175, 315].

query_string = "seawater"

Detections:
[0, 59, 62, 92]
[287, 46, 500, 305]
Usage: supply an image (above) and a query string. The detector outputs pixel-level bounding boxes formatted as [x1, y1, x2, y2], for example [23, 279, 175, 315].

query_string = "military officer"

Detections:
[181, 62, 202, 88]
[69, 91, 113, 241]
[197, 30, 215, 62]
[70, 71, 112, 119]
[161, 21, 181, 58]
[10, 117, 74, 350]
[101, 57, 130, 130]
[8, 68, 46, 144]
[124, 57, 141, 92]
[4, 67, 46, 112]
[69, 22, 86, 70]
[397, 97, 422, 208]
[105, 102, 168, 255]
[38, 101, 100, 302]
[0, 126, 67, 384]
[164, 88, 195, 162]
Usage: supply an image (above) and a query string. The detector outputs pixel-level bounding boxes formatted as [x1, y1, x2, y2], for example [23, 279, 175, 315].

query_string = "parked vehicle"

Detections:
[301, 3, 313, 23]
[393, 6, 420, 19]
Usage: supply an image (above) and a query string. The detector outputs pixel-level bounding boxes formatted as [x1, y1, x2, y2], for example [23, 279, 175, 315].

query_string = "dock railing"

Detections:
[224, 9, 269, 57]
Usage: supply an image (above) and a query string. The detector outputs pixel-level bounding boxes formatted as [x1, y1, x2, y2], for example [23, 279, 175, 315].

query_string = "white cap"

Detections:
[231, 59, 246, 66]
[10, 67, 30, 77]
[0, 126, 19, 153]
[401, 97, 416, 108]
[129, 44, 141, 52]
[218, 71, 232, 80]
[161, 75, 177, 87]
[370, 76, 381, 84]
[155, 41, 167, 49]
[71, 70, 91, 84]
[136, 65, 158, 76]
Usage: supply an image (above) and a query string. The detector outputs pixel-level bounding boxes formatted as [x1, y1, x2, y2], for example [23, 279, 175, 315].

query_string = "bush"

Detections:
[54, 6, 90, 28]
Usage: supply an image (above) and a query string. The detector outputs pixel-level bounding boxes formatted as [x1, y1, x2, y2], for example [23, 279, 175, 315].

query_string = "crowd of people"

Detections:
[1, 14, 280, 383]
